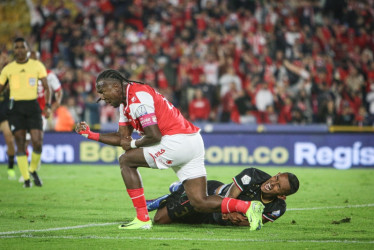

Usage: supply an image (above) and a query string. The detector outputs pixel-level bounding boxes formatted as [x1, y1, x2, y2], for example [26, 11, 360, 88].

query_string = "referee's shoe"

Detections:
[30, 171, 43, 187]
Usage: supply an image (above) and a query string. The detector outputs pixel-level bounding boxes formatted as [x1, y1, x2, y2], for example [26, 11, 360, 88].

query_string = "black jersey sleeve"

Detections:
[262, 199, 286, 222]
[232, 168, 271, 192]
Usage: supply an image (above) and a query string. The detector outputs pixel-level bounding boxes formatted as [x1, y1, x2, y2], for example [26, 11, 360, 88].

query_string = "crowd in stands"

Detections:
[2, 0, 374, 130]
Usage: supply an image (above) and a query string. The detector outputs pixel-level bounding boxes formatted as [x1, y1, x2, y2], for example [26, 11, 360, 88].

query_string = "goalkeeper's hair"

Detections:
[286, 173, 299, 196]
[96, 69, 145, 86]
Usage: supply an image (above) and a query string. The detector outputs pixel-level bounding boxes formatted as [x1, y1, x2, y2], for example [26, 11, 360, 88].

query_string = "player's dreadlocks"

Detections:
[95, 69, 145, 103]
[96, 69, 145, 85]
[96, 69, 128, 85]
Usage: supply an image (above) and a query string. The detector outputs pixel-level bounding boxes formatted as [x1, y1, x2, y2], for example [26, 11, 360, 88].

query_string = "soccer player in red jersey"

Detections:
[29, 51, 63, 128]
[75, 69, 265, 230]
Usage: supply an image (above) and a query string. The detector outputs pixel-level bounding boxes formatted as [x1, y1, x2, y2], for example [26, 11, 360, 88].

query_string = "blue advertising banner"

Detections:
[202, 133, 374, 169]
[0, 132, 373, 169]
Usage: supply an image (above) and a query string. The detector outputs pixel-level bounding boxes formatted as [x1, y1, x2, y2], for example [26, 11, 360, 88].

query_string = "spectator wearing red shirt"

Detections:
[221, 82, 240, 123]
[277, 96, 294, 124]
[26, 0, 374, 127]
[188, 88, 211, 122]
[187, 56, 204, 86]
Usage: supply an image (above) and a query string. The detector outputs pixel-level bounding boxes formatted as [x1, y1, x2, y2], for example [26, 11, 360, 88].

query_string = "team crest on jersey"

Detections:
[131, 96, 137, 102]
[29, 78, 37, 86]
[241, 175, 251, 185]
[271, 210, 281, 217]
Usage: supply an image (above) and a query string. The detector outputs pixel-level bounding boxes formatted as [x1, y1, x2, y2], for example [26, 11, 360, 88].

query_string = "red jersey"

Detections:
[119, 83, 200, 135]
[37, 70, 62, 111]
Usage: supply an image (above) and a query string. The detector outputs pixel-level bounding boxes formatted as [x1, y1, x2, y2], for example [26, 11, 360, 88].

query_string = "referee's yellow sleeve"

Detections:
[0, 66, 9, 85]
[36, 61, 47, 79]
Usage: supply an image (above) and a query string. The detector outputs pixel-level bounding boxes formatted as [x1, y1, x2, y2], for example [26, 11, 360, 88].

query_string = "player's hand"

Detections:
[121, 136, 132, 151]
[43, 107, 51, 119]
[223, 212, 248, 225]
[75, 121, 100, 141]
[52, 102, 59, 112]
[75, 121, 89, 134]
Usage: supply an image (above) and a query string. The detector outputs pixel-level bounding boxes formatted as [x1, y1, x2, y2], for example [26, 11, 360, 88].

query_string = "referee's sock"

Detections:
[29, 152, 41, 173]
[16, 155, 30, 181]
[127, 188, 150, 222]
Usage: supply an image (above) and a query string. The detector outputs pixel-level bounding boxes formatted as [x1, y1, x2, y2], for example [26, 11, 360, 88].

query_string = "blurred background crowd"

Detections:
[1, 0, 374, 131]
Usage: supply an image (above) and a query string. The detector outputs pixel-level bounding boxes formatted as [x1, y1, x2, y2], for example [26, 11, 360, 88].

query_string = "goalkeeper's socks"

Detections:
[127, 188, 150, 222]
[221, 197, 251, 214]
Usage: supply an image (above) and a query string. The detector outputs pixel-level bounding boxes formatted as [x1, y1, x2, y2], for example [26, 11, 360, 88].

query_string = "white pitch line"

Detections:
[288, 203, 374, 211]
[0, 222, 119, 236]
[0, 203, 373, 236]
[0, 234, 373, 244]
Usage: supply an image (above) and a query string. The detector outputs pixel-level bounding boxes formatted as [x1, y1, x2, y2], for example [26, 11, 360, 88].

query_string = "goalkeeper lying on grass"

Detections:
[147, 168, 299, 226]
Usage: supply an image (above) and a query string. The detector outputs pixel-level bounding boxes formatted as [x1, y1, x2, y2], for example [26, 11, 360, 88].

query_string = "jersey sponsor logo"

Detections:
[139, 113, 157, 128]
[155, 149, 165, 157]
[294, 141, 374, 169]
[241, 175, 251, 185]
[29, 78, 37, 86]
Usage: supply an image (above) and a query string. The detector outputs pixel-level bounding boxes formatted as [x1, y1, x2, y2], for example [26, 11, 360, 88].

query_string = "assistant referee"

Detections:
[0, 37, 51, 188]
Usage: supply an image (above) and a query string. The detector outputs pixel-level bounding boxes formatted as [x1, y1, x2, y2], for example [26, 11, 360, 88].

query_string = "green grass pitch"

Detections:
[0, 165, 373, 249]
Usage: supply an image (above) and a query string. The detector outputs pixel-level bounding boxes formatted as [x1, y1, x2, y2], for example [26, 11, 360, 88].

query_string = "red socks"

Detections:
[221, 197, 251, 214]
[127, 188, 149, 222]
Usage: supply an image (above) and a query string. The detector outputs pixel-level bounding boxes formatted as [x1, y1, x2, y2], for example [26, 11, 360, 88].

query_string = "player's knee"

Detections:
[119, 154, 130, 168]
[14, 136, 25, 146]
[32, 142, 42, 153]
